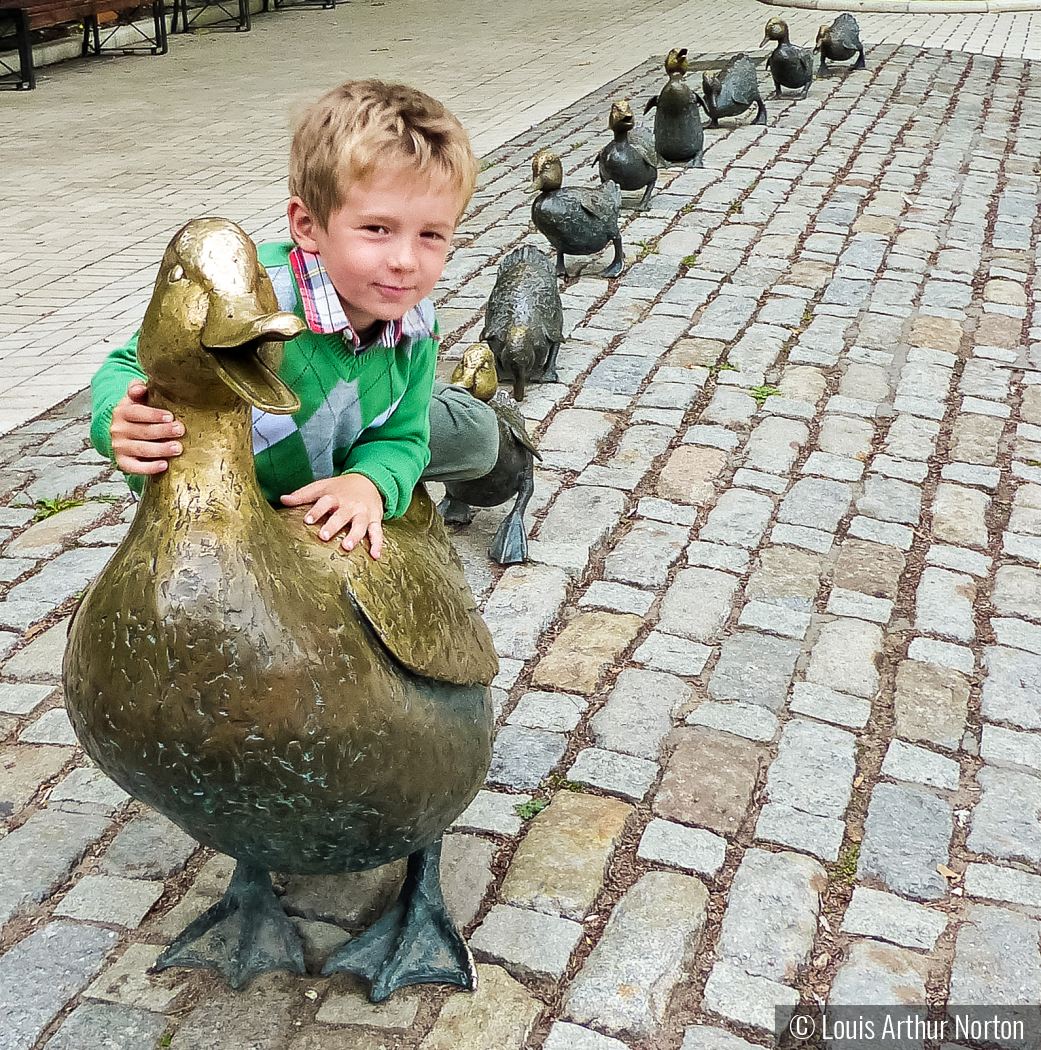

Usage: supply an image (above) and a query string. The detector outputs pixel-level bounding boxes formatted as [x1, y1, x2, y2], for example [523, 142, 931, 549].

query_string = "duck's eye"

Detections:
[169, 265, 185, 282]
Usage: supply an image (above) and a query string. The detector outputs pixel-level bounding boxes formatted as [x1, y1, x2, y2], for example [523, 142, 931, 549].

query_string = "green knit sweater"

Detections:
[90, 241, 438, 518]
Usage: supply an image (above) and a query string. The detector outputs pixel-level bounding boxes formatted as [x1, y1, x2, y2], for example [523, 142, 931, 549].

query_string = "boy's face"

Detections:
[288, 165, 463, 334]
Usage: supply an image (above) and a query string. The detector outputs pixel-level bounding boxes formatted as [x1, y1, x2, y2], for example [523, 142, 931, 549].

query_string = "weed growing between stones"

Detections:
[749, 384, 782, 405]
[834, 844, 860, 885]
[30, 496, 84, 522]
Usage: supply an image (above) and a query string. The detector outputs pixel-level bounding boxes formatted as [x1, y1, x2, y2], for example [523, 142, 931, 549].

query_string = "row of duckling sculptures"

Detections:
[527, 15, 867, 279]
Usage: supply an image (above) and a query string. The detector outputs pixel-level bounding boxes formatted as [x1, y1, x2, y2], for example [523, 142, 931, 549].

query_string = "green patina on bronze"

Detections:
[644, 50, 705, 168]
[700, 53, 768, 128]
[63, 217, 496, 997]
[594, 98, 659, 210]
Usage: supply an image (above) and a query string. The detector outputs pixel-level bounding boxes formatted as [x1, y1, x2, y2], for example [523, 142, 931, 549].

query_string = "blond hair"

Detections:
[289, 80, 478, 230]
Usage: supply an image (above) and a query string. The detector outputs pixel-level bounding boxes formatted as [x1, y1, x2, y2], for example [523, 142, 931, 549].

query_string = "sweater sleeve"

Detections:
[340, 327, 438, 519]
[90, 331, 148, 495]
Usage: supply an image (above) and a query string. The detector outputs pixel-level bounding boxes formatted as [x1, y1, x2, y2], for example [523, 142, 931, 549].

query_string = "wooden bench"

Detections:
[0, 0, 167, 89]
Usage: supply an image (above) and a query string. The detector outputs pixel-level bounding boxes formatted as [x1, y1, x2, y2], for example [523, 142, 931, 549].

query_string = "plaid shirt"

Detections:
[289, 246, 404, 352]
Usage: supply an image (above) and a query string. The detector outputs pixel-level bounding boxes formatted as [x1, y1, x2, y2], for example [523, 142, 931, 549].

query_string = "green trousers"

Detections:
[423, 382, 500, 483]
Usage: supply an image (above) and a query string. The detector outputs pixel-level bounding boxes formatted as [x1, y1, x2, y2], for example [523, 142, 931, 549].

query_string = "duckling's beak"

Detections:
[203, 307, 305, 415]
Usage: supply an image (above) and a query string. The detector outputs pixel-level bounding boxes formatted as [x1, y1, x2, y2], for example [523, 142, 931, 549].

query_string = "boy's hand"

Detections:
[281, 473, 385, 559]
[110, 380, 184, 475]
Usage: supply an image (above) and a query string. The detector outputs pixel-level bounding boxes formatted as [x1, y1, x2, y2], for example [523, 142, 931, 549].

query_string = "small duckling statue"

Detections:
[762, 18, 814, 99]
[480, 245, 564, 400]
[438, 344, 541, 566]
[644, 48, 705, 168]
[701, 53, 768, 127]
[815, 13, 866, 75]
[594, 99, 659, 208]
[531, 147, 624, 278]
[63, 218, 497, 1000]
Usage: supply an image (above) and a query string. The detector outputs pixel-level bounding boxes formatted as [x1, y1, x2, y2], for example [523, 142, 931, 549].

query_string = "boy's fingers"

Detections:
[120, 403, 181, 428]
[115, 455, 169, 475]
[339, 514, 369, 553]
[366, 520, 384, 560]
[280, 480, 326, 506]
[126, 380, 150, 403]
[118, 439, 182, 461]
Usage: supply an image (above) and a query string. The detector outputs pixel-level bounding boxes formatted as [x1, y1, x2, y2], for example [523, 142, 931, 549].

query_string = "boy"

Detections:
[91, 79, 498, 560]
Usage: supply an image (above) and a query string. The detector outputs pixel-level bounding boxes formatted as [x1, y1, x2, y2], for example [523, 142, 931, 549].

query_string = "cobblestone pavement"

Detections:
[3, 24, 1041, 1050]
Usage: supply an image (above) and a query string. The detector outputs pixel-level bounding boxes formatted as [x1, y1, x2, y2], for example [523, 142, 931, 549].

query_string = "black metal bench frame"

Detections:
[0, 0, 167, 89]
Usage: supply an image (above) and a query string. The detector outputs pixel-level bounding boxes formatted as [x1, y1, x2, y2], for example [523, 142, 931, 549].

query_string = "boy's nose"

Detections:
[388, 237, 418, 271]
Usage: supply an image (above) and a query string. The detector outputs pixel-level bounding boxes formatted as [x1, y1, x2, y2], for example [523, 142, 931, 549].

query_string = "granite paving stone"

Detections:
[0, 744, 70, 818]
[681, 1026, 763, 1050]
[602, 519, 688, 588]
[777, 477, 851, 533]
[0, 618, 70, 681]
[991, 565, 1041, 624]
[948, 905, 1041, 1008]
[453, 790, 529, 837]
[857, 476, 922, 525]
[470, 904, 583, 981]
[468, 563, 569, 661]
[43, 1003, 167, 1050]
[931, 483, 990, 549]
[926, 543, 991, 578]
[564, 871, 709, 1041]
[658, 568, 739, 642]
[895, 659, 969, 749]
[50, 765, 131, 816]
[654, 727, 765, 838]
[806, 619, 882, 699]
[745, 545, 822, 610]
[54, 875, 164, 927]
[967, 766, 1041, 865]
[19, 707, 78, 746]
[915, 566, 976, 643]
[657, 446, 727, 506]
[708, 632, 801, 711]
[701, 960, 798, 1031]
[500, 791, 632, 920]
[507, 691, 587, 733]
[567, 747, 659, 802]
[637, 818, 727, 877]
[0, 682, 55, 716]
[765, 719, 856, 818]
[828, 940, 929, 1006]
[167, 986, 295, 1050]
[698, 488, 775, 548]
[686, 699, 779, 742]
[591, 668, 690, 760]
[543, 1023, 630, 1050]
[315, 987, 419, 1027]
[488, 726, 568, 791]
[788, 682, 871, 729]
[531, 611, 642, 694]
[907, 637, 974, 674]
[754, 804, 844, 862]
[82, 942, 184, 1013]
[686, 540, 750, 573]
[981, 646, 1041, 729]
[980, 724, 1041, 776]
[858, 783, 953, 900]
[881, 739, 960, 791]
[840, 886, 947, 951]
[991, 617, 1041, 657]
[0, 922, 120, 1050]
[743, 417, 808, 476]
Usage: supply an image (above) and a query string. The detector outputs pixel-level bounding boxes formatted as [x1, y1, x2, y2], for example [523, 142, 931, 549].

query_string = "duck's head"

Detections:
[762, 17, 790, 46]
[608, 99, 635, 135]
[531, 149, 564, 194]
[814, 24, 830, 51]
[450, 343, 500, 404]
[137, 218, 306, 414]
[703, 69, 722, 95]
[664, 48, 689, 77]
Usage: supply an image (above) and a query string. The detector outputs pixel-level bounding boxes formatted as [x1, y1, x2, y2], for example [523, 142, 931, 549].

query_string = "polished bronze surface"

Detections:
[530, 148, 624, 278]
[64, 218, 496, 993]
[439, 343, 541, 565]
[644, 48, 705, 168]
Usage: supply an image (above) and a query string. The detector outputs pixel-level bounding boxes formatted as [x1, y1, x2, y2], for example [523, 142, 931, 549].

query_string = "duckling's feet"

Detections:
[437, 495, 475, 525]
[322, 839, 475, 1003]
[154, 861, 305, 990]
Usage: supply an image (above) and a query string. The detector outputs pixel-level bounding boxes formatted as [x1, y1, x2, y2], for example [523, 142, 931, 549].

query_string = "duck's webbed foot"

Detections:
[322, 838, 475, 1003]
[154, 861, 305, 990]
[438, 495, 475, 525]
[490, 466, 534, 566]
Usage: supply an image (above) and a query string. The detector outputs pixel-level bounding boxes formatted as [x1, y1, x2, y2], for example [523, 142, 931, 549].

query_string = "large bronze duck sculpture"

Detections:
[480, 245, 564, 400]
[594, 99, 659, 208]
[530, 148, 624, 278]
[701, 53, 768, 127]
[815, 13, 866, 75]
[762, 18, 814, 99]
[438, 344, 541, 566]
[643, 48, 705, 168]
[62, 218, 497, 1001]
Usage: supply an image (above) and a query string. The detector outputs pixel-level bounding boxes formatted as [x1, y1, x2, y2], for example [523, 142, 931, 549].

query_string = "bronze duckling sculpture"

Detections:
[594, 99, 659, 208]
[644, 48, 705, 168]
[438, 344, 541, 566]
[480, 245, 564, 401]
[762, 18, 814, 99]
[701, 53, 768, 127]
[63, 218, 497, 1000]
[531, 147, 624, 278]
[815, 13, 866, 75]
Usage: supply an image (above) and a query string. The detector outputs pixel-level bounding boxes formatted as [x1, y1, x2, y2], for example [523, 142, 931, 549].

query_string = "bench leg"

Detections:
[154, 0, 169, 53]
[238, 0, 250, 30]
[14, 8, 35, 88]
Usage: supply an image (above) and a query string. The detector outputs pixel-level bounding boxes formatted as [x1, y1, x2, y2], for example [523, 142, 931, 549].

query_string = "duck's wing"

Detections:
[832, 12, 861, 47]
[630, 124, 661, 169]
[492, 392, 542, 459]
[344, 487, 499, 686]
[582, 181, 622, 223]
[725, 55, 762, 106]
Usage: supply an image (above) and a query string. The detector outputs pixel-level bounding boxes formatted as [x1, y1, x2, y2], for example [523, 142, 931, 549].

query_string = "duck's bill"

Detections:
[208, 343, 302, 414]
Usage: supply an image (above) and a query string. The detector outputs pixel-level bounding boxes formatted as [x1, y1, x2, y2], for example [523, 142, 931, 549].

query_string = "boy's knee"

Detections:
[425, 383, 500, 482]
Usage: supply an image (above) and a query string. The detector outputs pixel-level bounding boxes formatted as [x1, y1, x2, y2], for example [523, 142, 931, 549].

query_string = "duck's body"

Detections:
[701, 54, 767, 127]
[643, 49, 704, 167]
[815, 13, 866, 75]
[530, 148, 624, 278]
[595, 99, 659, 206]
[64, 218, 496, 999]
[762, 18, 814, 99]
[481, 245, 563, 400]
[439, 344, 541, 565]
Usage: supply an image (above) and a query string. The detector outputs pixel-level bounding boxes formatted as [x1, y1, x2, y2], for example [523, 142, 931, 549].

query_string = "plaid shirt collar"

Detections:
[289, 245, 403, 353]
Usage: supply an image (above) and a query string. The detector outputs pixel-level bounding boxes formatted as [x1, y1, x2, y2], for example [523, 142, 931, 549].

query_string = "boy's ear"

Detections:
[287, 197, 321, 253]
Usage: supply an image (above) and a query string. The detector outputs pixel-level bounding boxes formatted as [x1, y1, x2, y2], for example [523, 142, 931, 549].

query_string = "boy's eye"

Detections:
[421, 231, 446, 242]
[364, 225, 389, 235]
